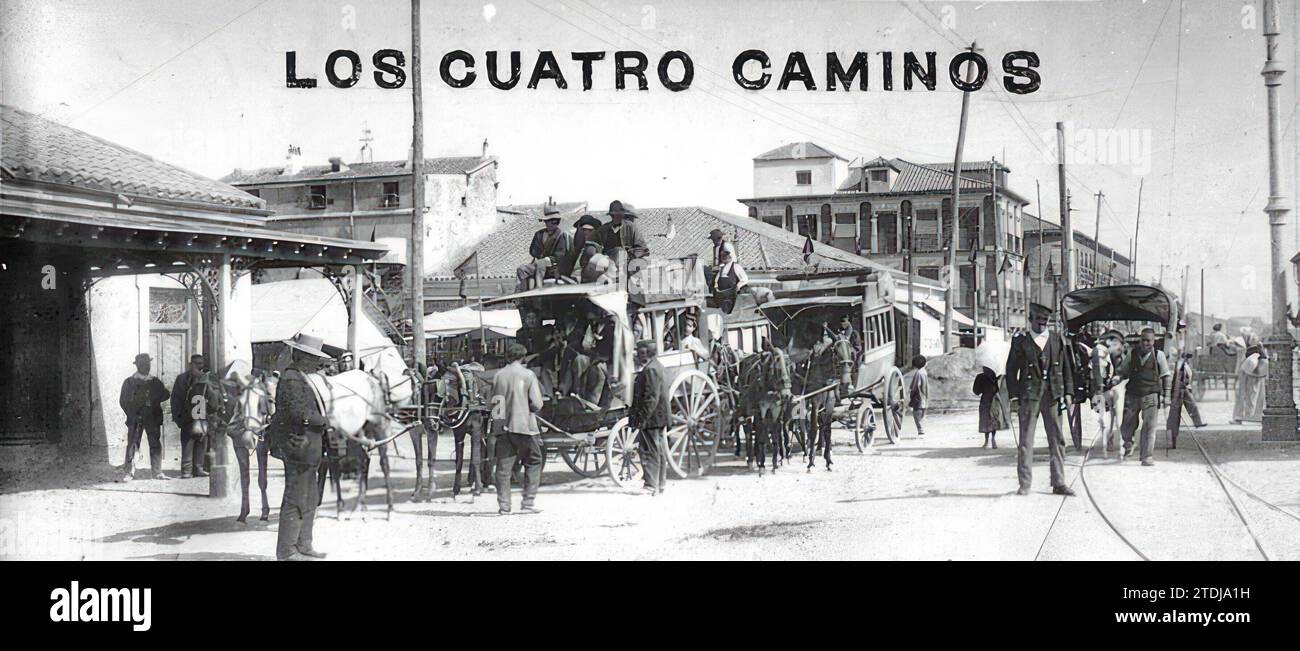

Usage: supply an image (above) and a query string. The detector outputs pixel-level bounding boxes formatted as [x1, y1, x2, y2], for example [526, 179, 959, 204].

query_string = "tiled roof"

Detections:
[2, 105, 264, 209]
[925, 160, 1010, 174]
[427, 205, 890, 281]
[860, 156, 899, 170]
[754, 142, 847, 162]
[221, 156, 494, 185]
[836, 157, 989, 194]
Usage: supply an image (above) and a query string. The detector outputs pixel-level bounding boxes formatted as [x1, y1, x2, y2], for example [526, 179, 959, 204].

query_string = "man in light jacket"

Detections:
[491, 343, 545, 515]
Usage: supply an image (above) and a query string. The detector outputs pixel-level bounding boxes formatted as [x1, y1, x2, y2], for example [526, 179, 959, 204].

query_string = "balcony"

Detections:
[381, 193, 401, 208]
[306, 193, 327, 210]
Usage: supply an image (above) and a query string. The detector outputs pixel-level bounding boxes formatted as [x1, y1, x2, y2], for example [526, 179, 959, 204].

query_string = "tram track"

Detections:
[1035, 413, 1284, 561]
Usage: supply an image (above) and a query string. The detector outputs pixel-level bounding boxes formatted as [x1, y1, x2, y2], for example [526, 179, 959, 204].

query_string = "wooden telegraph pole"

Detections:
[1093, 190, 1104, 286]
[1132, 179, 1143, 282]
[944, 42, 981, 352]
[1056, 122, 1073, 295]
[409, 0, 427, 369]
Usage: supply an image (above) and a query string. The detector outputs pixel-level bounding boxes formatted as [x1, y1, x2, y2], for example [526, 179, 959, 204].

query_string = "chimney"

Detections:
[284, 145, 302, 175]
[328, 156, 349, 173]
[482, 138, 489, 158]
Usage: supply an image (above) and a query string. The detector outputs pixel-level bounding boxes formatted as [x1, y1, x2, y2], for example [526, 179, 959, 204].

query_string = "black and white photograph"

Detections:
[2, 0, 1299, 600]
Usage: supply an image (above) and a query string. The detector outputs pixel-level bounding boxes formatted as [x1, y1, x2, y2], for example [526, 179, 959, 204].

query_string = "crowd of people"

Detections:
[973, 302, 1269, 497]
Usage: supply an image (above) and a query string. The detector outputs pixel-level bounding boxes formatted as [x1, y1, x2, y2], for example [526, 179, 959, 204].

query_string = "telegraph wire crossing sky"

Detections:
[2, 0, 1293, 317]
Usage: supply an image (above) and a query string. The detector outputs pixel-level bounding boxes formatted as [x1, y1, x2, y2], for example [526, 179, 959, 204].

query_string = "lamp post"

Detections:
[1262, 0, 1296, 441]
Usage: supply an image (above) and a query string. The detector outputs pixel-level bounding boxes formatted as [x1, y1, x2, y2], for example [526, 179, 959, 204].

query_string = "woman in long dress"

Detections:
[1232, 330, 1266, 424]
[973, 366, 1001, 448]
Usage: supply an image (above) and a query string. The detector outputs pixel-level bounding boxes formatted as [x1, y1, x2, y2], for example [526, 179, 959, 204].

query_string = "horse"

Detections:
[790, 333, 855, 471]
[217, 360, 276, 523]
[306, 349, 421, 518]
[708, 340, 744, 457]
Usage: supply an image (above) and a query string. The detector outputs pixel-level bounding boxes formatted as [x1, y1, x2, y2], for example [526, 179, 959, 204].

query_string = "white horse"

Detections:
[306, 348, 420, 517]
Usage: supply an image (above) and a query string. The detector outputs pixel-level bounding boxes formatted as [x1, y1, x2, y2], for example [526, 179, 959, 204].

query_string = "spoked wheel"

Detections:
[561, 437, 608, 478]
[604, 418, 642, 488]
[881, 366, 906, 444]
[854, 401, 877, 451]
[665, 370, 723, 479]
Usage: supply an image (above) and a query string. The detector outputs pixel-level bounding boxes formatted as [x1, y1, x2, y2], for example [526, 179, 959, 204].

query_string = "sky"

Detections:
[2, 0, 1296, 318]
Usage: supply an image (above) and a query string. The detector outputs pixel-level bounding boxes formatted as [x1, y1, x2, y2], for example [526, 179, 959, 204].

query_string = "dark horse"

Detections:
[790, 334, 855, 471]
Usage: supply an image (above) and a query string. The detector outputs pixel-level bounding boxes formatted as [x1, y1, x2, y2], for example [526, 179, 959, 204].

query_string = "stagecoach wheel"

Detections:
[665, 370, 723, 479]
[604, 418, 643, 489]
[881, 366, 906, 444]
[561, 437, 609, 478]
[855, 402, 877, 452]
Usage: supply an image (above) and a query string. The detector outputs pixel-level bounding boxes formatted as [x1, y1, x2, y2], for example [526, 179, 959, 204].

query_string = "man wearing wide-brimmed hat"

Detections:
[558, 213, 603, 280]
[1005, 303, 1076, 496]
[516, 200, 574, 292]
[267, 333, 332, 560]
[118, 353, 171, 482]
[590, 199, 649, 265]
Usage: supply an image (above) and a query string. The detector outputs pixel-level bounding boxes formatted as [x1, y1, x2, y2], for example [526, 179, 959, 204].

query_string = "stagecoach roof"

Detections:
[482, 282, 618, 306]
[638, 298, 705, 313]
[761, 295, 862, 310]
[1062, 284, 1176, 331]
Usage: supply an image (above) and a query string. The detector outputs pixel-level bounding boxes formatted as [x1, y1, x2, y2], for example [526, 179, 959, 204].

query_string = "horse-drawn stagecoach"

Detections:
[478, 257, 727, 487]
[758, 268, 907, 455]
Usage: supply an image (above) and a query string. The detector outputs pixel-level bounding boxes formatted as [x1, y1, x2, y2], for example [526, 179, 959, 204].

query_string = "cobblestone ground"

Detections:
[3, 392, 1298, 560]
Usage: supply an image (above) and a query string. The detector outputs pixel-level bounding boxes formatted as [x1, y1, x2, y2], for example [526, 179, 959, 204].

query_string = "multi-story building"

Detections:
[738, 142, 1030, 332]
[222, 144, 498, 337]
[223, 145, 497, 273]
[1022, 211, 1133, 307]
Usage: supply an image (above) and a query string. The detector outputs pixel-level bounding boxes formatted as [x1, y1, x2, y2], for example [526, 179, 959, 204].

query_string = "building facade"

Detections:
[1022, 211, 1133, 307]
[738, 143, 1030, 332]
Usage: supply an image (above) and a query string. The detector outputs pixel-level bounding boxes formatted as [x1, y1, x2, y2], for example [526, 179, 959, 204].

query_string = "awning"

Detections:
[761, 295, 862, 310]
[483, 282, 618, 306]
[249, 278, 394, 357]
[424, 306, 521, 338]
[913, 299, 997, 332]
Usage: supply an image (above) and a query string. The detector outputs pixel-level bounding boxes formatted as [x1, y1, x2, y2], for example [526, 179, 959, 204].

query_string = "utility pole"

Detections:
[409, 0, 427, 370]
[1035, 180, 1044, 306]
[1056, 122, 1074, 297]
[1200, 267, 1206, 350]
[1132, 179, 1143, 282]
[1261, 0, 1296, 441]
[991, 157, 1007, 335]
[906, 207, 916, 357]
[944, 41, 981, 352]
[1093, 190, 1104, 286]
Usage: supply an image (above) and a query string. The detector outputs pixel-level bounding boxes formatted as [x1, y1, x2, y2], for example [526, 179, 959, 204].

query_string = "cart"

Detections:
[759, 269, 906, 452]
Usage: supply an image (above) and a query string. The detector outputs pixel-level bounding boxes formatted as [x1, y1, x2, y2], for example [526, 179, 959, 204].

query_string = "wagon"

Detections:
[759, 268, 907, 452]
[481, 258, 725, 488]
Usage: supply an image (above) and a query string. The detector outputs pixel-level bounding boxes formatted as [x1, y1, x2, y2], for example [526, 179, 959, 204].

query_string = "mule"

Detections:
[306, 350, 420, 518]
[218, 361, 276, 523]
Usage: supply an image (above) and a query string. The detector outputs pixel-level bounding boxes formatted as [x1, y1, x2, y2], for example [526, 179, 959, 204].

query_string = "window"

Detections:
[797, 214, 817, 238]
[762, 215, 783, 229]
[833, 212, 858, 252]
[958, 207, 979, 251]
[246, 188, 261, 198]
[796, 170, 812, 185]
[877, 211, 898, 254]
[307, 185, 327, 209]
[870, 170, 889, 183]
[382, 181, 400, 208]
[915, 209, 940, 251]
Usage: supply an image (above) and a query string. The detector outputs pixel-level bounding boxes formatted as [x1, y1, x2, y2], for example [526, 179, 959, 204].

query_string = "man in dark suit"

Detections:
[1005, 303, 1077, 497]
[267, 334, 332, 561]
[119, 353, 171, 482]
[515, 201, 574, 292]
[631, 340, 670, 494]
[170, 353, 210, 478]
[590, 200, 649, 267]
[558, 214, 603, 280]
